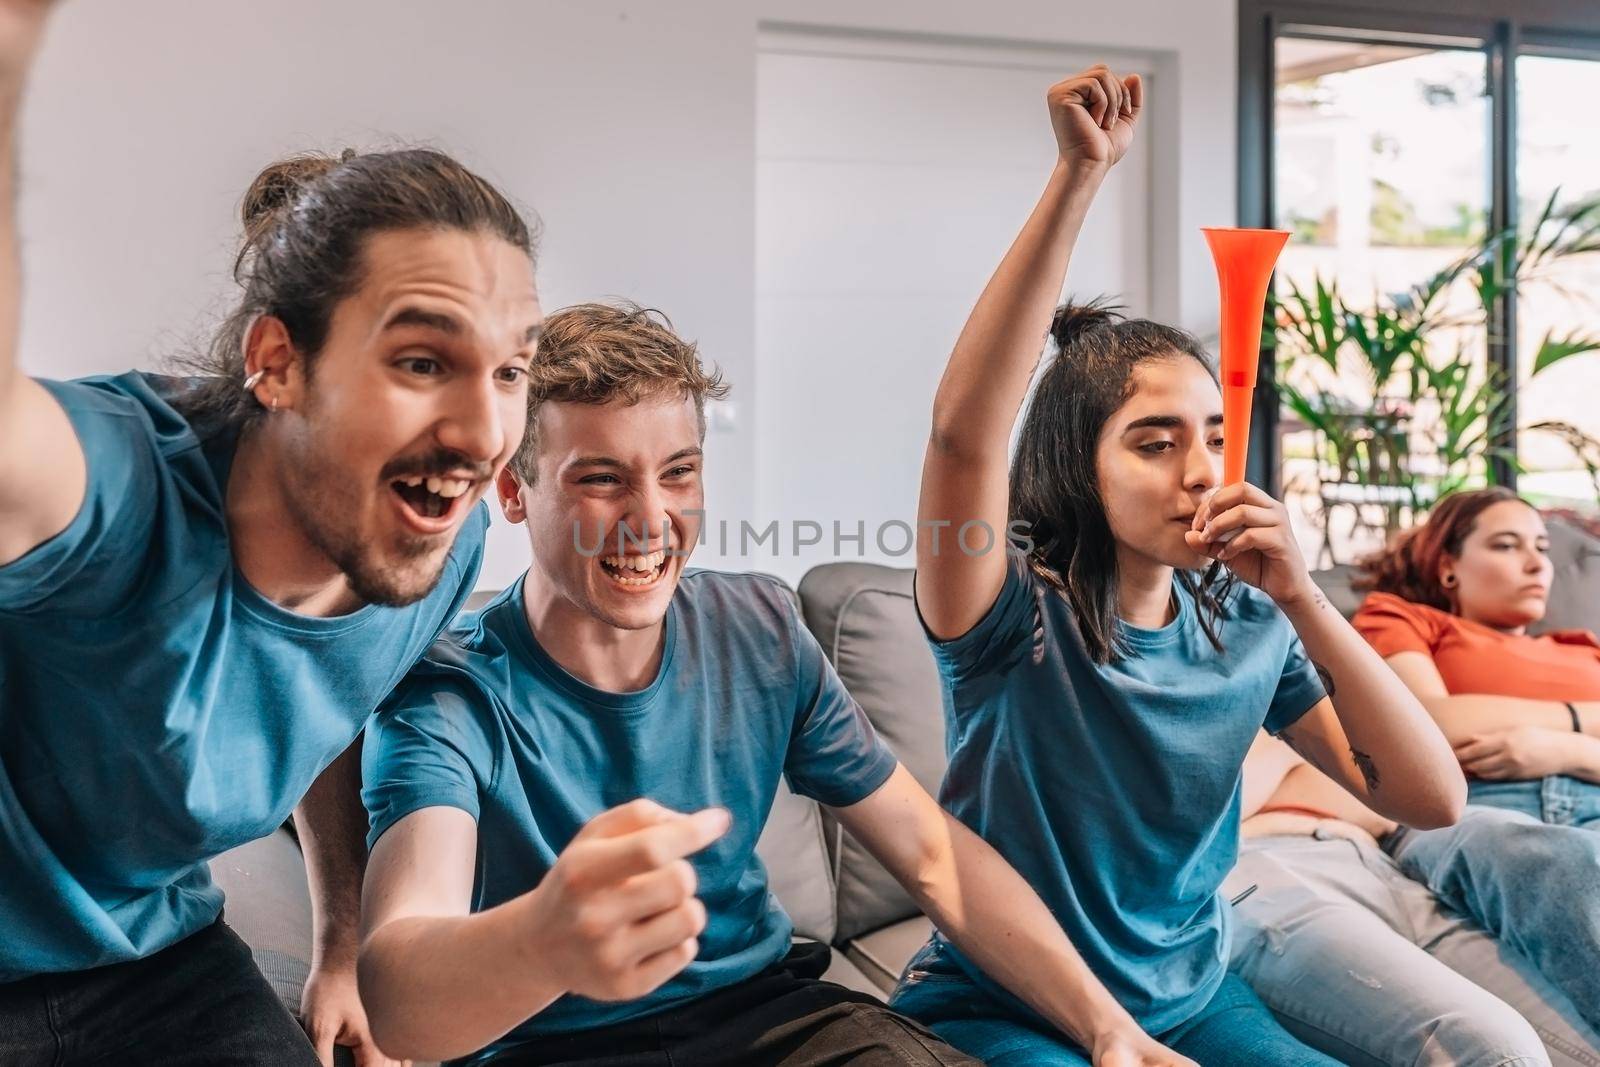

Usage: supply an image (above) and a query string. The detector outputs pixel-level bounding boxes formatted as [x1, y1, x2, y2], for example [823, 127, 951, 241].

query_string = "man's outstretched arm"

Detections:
[0, 1, 87, 567]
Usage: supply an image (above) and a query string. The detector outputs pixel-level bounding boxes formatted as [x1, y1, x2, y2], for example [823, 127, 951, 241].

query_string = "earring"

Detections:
[242, 369, 265, 392]
[1442, 573, 1458, 588]
[269, 395, 279, 413]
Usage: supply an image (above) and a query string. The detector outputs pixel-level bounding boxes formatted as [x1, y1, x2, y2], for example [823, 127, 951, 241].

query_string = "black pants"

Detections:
[0, 917, 320, 1066]
[481, 942, 981, 1067]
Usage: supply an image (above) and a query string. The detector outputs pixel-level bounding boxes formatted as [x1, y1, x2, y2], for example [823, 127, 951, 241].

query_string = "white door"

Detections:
[755, 30, 1154, 580]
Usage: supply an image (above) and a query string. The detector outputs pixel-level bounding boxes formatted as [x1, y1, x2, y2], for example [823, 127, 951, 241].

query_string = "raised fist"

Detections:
[1048, 65, 1143, 171]
[523, 799, 730, 1003]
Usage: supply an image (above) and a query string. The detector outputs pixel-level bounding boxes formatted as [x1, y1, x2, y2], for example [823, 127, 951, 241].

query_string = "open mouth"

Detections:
[599, 549, 669, 589]
[390, 474, 473, 525]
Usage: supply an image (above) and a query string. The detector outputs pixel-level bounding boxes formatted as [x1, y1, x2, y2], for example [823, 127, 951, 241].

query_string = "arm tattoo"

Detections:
[1276, 727, 1382, 793]
[1278, 729, 1336, 777]
[1313, 661, 1336, 698]
[1350, 747, 1381, 792]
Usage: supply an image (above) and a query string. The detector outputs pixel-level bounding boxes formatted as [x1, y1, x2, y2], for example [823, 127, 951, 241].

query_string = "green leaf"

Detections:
[1535, 191, 1600, 264]
[1530, 330, 1600, 376]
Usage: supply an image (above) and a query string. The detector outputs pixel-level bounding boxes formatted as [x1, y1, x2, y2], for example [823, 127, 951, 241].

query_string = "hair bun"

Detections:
[240, 153, 343, 234]
[1050, 297, 1125, 352]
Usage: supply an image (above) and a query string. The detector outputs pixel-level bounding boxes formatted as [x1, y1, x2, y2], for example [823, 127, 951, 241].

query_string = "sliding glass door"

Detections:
[1240, 2, 1600, 565]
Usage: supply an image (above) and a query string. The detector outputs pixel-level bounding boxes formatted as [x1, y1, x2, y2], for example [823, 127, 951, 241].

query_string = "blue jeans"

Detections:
[1227, 832, 1597, 1067]
[1387, 804, 1600, 1033]
[0, 918, 319, 1066]
[1467, 776, 1600, 828]
[890, 960, 1339, 1066]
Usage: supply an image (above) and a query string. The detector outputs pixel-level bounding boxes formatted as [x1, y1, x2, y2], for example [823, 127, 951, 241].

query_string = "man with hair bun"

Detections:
[0, 5, 543, 1064]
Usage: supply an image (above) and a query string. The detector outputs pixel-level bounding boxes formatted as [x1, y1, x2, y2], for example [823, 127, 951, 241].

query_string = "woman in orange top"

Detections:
[1352, 486, 1600, 822]
[1347, 486, 1600, 1033]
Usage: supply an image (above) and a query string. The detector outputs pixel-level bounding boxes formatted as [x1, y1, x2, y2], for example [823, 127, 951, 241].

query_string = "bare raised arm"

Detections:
[0, 2, 86, 567]
[915, 66, 1141, 640]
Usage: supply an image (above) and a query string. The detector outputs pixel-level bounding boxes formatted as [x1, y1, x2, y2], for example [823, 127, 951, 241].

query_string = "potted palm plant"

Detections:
[1272, 189, 1600, 560]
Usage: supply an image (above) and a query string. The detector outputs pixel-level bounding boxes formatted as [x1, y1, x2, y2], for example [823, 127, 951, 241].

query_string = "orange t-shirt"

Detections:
[1352, 590, 1600, 700]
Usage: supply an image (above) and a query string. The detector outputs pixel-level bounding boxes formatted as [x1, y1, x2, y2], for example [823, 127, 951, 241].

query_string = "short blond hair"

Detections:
[508, 302, 729, 481]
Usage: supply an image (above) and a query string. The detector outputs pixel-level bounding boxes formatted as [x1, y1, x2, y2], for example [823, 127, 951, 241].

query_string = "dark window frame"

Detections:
[1238, 0, 1600, 494]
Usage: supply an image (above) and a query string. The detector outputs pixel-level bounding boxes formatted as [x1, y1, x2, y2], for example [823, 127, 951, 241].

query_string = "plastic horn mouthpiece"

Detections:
[1202, 227, 1290, 487]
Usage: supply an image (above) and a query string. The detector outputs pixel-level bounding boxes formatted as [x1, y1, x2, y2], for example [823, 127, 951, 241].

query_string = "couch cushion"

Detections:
[1535, 516, 1600, 635]
[756, 576, 840, 944]
[842, 916, 934, 995]
[756, 780, 837, 944]
[796, 563, 948, 943]
[209, 827, 314, 1013]
[208, 828, 433, 1066]
[813, 940, 891, 998]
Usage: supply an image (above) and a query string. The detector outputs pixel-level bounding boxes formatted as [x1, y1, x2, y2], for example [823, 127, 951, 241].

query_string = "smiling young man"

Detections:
[0, 8, 542, 1065]
[356, 302, 1161, 1066]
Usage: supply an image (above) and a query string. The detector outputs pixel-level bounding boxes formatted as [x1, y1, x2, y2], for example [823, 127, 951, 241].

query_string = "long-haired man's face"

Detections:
[263, 228, 542, 606]
[503, 392, 704, 632]
[1094, 355, 1223, 571]
[1442, 499, 1552, 629]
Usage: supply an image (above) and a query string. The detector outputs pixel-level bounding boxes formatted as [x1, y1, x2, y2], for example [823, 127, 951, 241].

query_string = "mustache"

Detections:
[379, 450, 495, 483]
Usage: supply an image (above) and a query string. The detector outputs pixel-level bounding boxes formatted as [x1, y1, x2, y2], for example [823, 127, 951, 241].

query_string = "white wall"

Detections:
[755, 34, 1158, 580]
[17, 0, 1235, 590]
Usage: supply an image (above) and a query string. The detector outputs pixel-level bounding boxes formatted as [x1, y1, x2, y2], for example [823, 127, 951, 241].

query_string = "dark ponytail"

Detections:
[1047, 296, 1124, 352]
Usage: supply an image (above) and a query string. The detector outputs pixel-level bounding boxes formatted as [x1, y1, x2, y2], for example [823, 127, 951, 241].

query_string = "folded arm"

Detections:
[1385, 651, 1600, 782]
[1387, 649, 1600, 740]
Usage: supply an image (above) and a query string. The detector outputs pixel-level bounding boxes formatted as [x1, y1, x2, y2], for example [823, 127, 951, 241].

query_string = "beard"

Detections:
[279, 440, 455, 609]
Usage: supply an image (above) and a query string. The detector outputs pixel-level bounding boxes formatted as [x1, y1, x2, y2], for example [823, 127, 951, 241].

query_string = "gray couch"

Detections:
[210, 516, 1600, 1050]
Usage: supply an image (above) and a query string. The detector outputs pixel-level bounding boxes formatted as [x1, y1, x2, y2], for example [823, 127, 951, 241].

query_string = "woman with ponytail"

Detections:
[885, 64, 1463, 1066]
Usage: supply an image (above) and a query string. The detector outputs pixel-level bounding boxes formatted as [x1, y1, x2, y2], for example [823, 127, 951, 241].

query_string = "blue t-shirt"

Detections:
[363, 569, 898, 1058]
[897, 552, 1324, 1034]
[0, 372, 484, 981]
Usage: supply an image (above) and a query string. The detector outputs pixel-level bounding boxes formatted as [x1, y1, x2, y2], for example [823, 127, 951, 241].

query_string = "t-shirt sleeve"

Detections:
[0, 379, 165, 614]
[781, 599, 899, 809]
[1265, 629, 1327, 735]
[1352, 592, 1442, 659]
[917, 550, 1041, 693]
[362, 669, 496, 850]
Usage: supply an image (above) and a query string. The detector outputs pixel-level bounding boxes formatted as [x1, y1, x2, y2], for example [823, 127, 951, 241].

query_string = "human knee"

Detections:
[1419, 1002, 1549, 1067]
